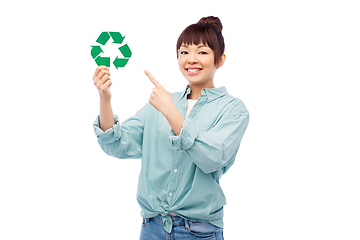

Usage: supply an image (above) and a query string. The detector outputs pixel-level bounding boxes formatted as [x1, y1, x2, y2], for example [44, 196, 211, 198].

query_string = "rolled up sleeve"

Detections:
[169, 118, 197, 151]
[93, 115, 122, 144]
[170, 101, 249, 174]
[93, 104, 148, 159]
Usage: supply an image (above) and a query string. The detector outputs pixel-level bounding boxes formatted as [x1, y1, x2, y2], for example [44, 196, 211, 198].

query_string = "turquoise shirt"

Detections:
[93, 86, 249, 233]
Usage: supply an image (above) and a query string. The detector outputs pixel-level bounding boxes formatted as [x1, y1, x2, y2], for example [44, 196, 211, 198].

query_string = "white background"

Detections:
[1, 0, 359, 239]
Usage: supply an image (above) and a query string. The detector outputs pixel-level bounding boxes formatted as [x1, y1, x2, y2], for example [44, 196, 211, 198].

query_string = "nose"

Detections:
[188, 53, 198, 64]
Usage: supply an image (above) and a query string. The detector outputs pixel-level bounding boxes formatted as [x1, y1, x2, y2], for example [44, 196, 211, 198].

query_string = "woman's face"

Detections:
[178, 43, 220, 89]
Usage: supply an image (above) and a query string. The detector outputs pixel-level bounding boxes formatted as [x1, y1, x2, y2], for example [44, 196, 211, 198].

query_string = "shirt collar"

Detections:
[181, 86, 228, 102]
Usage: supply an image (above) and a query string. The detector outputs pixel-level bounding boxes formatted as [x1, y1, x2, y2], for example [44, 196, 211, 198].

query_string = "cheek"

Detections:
[204, 64, 217, 76]
[202, 60, 216, 72]
[205, 57, 215, 67]
[178, 57, 186, 69]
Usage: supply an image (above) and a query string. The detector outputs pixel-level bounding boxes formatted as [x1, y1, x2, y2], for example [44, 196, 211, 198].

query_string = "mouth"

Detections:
[185, 68, 203, 75]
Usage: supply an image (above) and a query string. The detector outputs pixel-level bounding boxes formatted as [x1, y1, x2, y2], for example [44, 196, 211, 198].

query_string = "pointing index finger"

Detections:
[144, 70, 162, 88]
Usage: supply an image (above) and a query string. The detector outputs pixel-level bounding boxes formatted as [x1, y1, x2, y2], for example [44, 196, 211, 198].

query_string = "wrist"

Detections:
[100, 97, 111, 104]
[162, 104, 177, 118]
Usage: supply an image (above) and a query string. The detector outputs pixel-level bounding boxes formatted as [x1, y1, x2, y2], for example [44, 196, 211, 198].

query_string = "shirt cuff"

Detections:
[93, 115, 121, 144]
[169, 118, 197, 151]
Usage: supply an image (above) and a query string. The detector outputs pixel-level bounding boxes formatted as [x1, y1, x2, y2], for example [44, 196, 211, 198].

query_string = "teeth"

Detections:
[187, 69, 201, 72]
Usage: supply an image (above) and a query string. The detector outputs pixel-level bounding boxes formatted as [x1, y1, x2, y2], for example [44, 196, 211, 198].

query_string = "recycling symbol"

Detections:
[91, 32, 132, 69]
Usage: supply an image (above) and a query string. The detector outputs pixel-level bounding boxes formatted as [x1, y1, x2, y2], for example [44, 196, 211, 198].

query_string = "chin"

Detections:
[181, 69, 215, 87]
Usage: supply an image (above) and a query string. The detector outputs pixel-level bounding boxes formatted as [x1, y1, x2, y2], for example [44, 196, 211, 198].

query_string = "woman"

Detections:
[93, 16, 249, 240]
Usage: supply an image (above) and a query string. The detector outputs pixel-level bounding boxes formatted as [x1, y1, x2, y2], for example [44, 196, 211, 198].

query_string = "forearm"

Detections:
[164, 107, 184, 136]
[99, 99, 115, 132]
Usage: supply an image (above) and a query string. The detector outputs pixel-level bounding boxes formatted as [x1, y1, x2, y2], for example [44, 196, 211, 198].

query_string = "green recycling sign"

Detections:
[91, 31, 132, 69]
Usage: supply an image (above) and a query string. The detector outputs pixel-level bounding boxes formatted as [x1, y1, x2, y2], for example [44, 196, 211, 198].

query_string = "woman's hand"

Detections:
[144, 70, 175, 116]
[144, 70, 184, 135]
[93, 66, 112, 101]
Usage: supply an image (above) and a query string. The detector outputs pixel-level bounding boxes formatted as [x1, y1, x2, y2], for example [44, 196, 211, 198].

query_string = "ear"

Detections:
[216, 53, 226, 69]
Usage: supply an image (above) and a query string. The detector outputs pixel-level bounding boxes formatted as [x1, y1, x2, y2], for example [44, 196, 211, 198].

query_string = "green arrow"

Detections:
[119, 44, 132, 58]
[91, 46, 103, 59]
[96, 32, 110, 45]
[113, 57, 129, 69]
[95, 56, 110, 67]
[109, 32, 125, 44]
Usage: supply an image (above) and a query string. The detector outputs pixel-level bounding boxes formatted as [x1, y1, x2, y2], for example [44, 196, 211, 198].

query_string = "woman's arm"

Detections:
[92, 66, 145, 159]
[93, 66, 115, 131]
[144, 70, 184, 135]
[99, 99, 115, 132]
[162, 106, 184, 136]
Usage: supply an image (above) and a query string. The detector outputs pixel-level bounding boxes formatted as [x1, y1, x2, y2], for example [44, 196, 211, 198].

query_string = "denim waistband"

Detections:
[147, 214, 214, 228]
[144, 214, 221, 234]
[149, 214, 186, 227]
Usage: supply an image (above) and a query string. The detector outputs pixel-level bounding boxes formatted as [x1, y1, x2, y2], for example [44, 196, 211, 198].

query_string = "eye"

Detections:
[180, 51, 188, 55]
[199, 51, 208, 55]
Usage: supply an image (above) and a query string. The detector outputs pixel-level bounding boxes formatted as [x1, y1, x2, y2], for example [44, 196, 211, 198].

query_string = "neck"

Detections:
[187, 82, 215, 100]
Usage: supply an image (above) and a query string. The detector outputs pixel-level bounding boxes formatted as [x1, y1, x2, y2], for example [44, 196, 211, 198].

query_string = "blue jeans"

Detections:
[140, 215, 224, 240]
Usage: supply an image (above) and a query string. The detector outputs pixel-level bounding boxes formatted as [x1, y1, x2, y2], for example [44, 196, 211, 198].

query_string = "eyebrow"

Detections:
[180, 44, 208, 48]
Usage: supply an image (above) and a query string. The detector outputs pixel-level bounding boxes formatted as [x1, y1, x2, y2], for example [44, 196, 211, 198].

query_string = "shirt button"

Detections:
[208, 97, 211, 100]
[174, 169, 178, 173]
[169, 193, 173, 197]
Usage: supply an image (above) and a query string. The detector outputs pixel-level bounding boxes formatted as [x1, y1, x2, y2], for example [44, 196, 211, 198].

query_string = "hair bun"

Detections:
[198, 16, 223, 31]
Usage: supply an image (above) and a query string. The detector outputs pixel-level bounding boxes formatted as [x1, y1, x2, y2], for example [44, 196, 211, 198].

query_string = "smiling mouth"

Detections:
[186, 68, 202, 75]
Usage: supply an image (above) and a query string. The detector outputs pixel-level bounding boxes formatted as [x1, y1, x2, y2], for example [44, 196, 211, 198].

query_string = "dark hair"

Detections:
[176, 16, 225, 65]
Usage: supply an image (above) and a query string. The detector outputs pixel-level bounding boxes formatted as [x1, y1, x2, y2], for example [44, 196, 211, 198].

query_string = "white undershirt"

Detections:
[186, 99, 198, 118]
